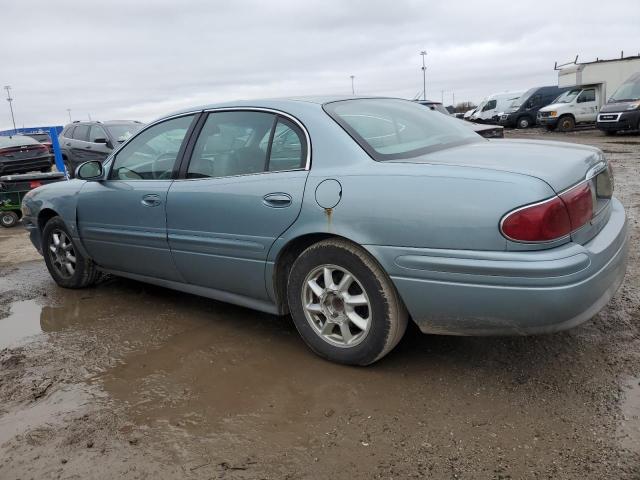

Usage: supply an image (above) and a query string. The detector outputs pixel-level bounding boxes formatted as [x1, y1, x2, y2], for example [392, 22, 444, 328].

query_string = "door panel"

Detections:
[77, 180, 181, 280]
[167, 171, 307, 299]
[76, 114, 197, 280]
[575, 89, 598, 122]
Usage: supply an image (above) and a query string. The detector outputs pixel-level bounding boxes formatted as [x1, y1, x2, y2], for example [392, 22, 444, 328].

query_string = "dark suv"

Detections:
[59, 120, 144, 176]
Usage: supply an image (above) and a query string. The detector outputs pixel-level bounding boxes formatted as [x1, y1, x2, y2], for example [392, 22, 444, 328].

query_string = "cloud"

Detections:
[1, 0, 639, 129]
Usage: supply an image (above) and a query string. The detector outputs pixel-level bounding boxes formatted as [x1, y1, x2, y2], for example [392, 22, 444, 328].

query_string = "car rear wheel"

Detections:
[287, 238, 408, 365]
[42, 216, 100, 288]
[1, 211, 19, 228]
[558, 115, 575, 132]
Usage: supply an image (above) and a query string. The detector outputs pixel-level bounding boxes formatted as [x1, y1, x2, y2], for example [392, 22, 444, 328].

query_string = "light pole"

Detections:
[350, 75, 355, 95]
[420, 51, 427, 101]
[4, 85, 17, 134]
[67, 109, 72, 122]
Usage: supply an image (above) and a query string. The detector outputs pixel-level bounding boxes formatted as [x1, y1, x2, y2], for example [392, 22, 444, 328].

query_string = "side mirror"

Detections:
[93, 137, 108, 144]
[76, 161, 104, 180]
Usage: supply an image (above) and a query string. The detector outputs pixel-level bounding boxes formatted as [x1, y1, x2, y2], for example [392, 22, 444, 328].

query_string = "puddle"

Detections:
[0, 300, 44, 349]
[619, 376, 640, 452]
[0, 386, 97, 446]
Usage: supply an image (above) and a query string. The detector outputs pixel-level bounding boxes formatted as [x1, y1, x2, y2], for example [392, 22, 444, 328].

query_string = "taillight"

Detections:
[501, 181, 596, 243]
[501, 197, 571, 242]
[29, 181, 42, 189]
[560, 183, 593, 230]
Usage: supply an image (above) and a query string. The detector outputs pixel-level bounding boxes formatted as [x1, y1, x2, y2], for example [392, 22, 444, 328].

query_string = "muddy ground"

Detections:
[1, 128, 639, 479]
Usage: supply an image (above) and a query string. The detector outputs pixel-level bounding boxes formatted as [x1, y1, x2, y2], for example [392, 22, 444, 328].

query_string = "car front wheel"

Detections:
[42, 216, 100, 288]
[287, 238, 408, 365]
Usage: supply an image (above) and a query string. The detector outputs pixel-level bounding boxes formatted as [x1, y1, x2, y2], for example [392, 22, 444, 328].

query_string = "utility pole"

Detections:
[420, 51, 427, 101]
[4, 85, 17, 134]
[67, 109, 72, 122]
[350, 75, 355, 95]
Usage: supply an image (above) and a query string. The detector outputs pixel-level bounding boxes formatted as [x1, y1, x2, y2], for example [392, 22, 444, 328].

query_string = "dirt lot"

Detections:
[1, 128, 639, 479]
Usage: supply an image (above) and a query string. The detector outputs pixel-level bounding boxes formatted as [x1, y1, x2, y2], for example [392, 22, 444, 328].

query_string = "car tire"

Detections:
[545, 124, 556, 131]
[287, 238, 408, 365]
[42, 216, 100, 289]
[1, 211, 19, 228]
[63, 158, 74, 178]
[558, 115, 575, 132]
[517, 116, 531, 129]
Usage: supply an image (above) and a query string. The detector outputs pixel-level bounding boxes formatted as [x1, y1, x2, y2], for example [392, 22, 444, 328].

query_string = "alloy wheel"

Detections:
[301, 264, 371, 347]
[48, 229, 76, 278]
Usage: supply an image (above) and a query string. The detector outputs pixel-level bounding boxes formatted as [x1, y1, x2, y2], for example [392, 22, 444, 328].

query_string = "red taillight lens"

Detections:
[559, 183, 593, 230]
[29, 181, 42, 189]
[501, 182, 595, 243]
[501, 197, 571, 242]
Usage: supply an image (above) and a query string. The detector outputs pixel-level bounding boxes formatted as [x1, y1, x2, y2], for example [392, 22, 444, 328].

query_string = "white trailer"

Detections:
[538, 54, 640, 131]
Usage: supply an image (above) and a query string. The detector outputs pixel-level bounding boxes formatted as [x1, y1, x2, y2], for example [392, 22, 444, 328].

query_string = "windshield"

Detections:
[324, 98, 481, 161]
[106, 123, 144, 143]
[610, 74, 640, 102]
[0, 135, 40, 148]
[509, 88, 535, 108]
[553, 88, 581, 104]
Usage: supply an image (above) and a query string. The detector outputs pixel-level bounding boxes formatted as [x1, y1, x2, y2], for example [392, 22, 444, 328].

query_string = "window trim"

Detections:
[176, 107, 312, 181]
[106, 112, 201, 181]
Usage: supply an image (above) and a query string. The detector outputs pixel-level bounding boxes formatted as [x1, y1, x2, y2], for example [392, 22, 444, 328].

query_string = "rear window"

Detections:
[323, 98, 480, 160]
[0, 135, 40, 148]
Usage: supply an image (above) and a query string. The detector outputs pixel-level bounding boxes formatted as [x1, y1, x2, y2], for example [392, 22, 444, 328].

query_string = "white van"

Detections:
[538, 55, 640, 131]
[470, 92, 524, 124]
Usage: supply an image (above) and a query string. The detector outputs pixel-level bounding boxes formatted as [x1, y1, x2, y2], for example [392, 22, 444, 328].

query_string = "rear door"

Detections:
[70, 124, 91, 164]
[166, 109, 309, 300]
[77, 114, 197, 280]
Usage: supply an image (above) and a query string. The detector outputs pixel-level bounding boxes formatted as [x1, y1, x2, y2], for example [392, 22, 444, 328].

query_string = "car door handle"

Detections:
[263, 193, 292, 208]
[65, 143, 71, 146]
[141, 194, 162, 207]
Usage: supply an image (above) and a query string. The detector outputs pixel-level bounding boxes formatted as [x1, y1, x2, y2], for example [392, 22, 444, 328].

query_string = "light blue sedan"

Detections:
[21, 97, 628, 365]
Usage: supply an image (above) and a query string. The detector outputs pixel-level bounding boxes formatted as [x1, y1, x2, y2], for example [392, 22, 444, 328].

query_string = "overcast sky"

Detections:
[1, 0, 639, 130]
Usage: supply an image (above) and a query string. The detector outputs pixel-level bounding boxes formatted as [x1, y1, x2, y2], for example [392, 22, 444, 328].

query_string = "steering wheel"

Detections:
[151, 152, 177, 179]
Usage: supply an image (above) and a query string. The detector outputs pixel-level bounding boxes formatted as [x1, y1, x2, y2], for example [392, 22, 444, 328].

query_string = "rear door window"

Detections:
[89, 125, 108, 143]
[73, 125, 89, 141]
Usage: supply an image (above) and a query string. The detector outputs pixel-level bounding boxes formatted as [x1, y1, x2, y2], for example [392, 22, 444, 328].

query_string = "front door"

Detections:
[77, 114, 196, 280]
[167, 110, 309, 300]
[575, 88, 598, 122]
[87, 125, 114, 163]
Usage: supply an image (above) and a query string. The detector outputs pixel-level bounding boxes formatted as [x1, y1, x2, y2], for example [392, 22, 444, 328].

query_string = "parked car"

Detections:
[470, 91, 523, 124]
[59, 120, 144, 177]
[0, 135, 53, 175]
[416, 100, 504, 138]
[499, 86, 570, 128]
[22, 97, 628, 365]
[24, 132, 53, 154]
[538, 55, 640, 132]
[596, 72, 640, 135]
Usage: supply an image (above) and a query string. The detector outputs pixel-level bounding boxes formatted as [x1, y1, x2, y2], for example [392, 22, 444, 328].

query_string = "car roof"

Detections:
[161, 95, 413, 121]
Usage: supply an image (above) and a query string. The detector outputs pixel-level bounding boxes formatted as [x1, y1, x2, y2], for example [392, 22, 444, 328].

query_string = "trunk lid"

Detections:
[397, 139, 604, 193]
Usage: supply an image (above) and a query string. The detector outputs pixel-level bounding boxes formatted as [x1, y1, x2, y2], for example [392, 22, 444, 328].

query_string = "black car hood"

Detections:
[600, 101, 640, 113]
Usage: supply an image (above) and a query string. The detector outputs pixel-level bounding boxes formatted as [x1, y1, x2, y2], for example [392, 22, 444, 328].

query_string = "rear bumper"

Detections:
[596, 110, 640, 131]
[365, 198, 628, 335]
[0, 154, 53, 175]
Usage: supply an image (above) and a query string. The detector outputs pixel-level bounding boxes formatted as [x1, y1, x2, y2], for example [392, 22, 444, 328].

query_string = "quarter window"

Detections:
[109, 115, 194, 180]
[268, 119, 305, 171]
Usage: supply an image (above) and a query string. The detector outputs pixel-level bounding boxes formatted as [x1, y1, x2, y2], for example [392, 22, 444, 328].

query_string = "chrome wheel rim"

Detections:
[48, 229, 76, 278]
[301, 264, 371, 347]
[2, 214, 15, 225]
